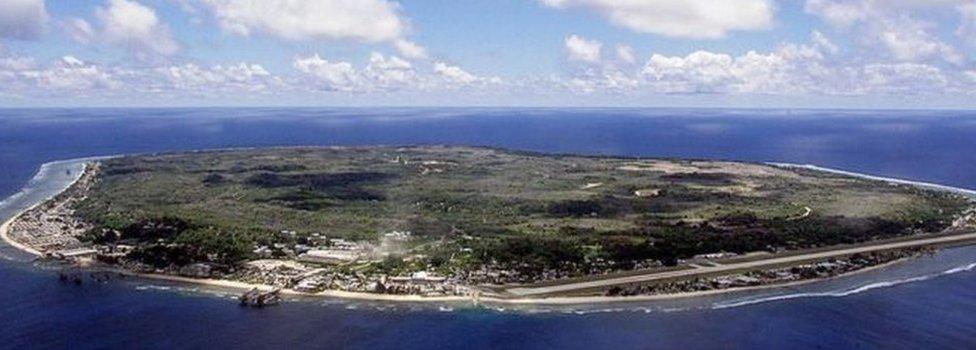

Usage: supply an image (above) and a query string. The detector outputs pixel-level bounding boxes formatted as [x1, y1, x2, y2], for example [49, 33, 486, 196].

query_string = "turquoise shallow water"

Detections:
[2, 108, 976, 349]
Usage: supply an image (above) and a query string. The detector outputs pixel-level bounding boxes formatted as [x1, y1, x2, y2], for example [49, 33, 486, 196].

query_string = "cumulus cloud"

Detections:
[433, 62, 500, 87]
[362, 53, 416, 90]
[293, 53, 419, 92]
[0, 52, 288, 99]
[96, 0, 180, 57]
[862, 63, 948, 95]
[433, 62, 478, 85]
[810, 30, 838, 54]
[16, 55, 120, 91]
[565, 35, 601, 63]
[554, 32, 853, 95]
[804, 0, 967, 65]
[202, 0, 426, 59]
[0, 0, 48, 40]
[550, 30, 974, 96]
[876, 17, 963, 65]
[641, 51, 738, 93]
[0, 55, 36, 71]
[559, 67, 639, 94]
[540, 0, 774, 39]
[965, 70, 976, 82]
[637, 49, 829, 95]
[63, 18, 95, 44]
[393, 39, 428, 60]
[959, 3, 976, 47]
[615, 45, 636, 64]
[162, 63, 280, 93]
[2, 45, 973, 102]
[293, 54, 364, 92]
[803, 0, 866, 27]
[293, 52, 499, 92]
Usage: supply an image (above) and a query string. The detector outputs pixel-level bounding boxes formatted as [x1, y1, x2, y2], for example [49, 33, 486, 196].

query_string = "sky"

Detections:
[1, 0, 976, 108]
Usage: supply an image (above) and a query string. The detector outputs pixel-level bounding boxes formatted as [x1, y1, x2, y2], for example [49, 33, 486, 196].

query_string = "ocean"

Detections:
[1, 108, 976, 349]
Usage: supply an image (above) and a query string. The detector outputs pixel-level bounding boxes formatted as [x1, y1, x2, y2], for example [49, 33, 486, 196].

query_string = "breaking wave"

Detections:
[711, 262, 976, 309]
[768, 163, 976, 197]
[0, 163, 49, 209]
[0, 158, 95, 211]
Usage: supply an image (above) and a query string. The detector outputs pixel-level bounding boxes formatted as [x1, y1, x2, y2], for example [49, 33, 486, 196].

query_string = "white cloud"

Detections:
[862, 63, 948, 94]
[652, 49, 809, 93]
[615, 44, 636, 64]
[202, 0, 426, 58]
[433, 62, 478, 85]
[805, 0, 967, 65]
[293, 52, 500, 92]
[363, 52, 416, 90]
[550, 29, 970, 97]
[555, 32, 842, 95]
[565, 35, 601, 63]
[0, 56, 35, 71]
[433, 62, 500, 87]
[61, 55, 84, 66]
[641, 51, 738, 93]
[63, 18, 95, 44]
[0, 0, 48, 40]
[560, 67, 639, 94]
[810, 30, 839, 54]
[554, 31, 941, 96]
[204, 0, 403, 41]
[639, 44, 840, 95]
[96, 0, 179, 57]
[965, 70, 976, 82]
[0, 52, 289, 99]
[541, 0, 774, 39]
[293, 54, 364, 92]
[162, 62, 279, 93]
[958, 3, 976, 46]
[803, 0, 866, 27]
[17, 56, 120, 91]
[876, 17, 963, 65]
[393, 39, 428, 59]
[293, 52, 420, 92]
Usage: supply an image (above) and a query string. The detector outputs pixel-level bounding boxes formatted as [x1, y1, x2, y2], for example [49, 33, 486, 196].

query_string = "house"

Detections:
[52, 247, 97, 260]
[298, 249, 360, 265]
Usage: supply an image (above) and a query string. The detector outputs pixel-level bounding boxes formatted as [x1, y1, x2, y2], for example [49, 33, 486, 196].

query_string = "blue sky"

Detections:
[1, 0, 975, 108]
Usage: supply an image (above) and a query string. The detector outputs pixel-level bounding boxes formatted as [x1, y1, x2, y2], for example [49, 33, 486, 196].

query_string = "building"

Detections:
[298, 249, 360, 265]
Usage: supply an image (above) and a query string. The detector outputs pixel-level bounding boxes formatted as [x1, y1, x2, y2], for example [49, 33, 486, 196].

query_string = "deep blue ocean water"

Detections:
[2, 108, 976, 349]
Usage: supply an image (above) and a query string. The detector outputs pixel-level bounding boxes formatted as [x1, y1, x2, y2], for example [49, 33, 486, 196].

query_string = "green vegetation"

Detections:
[74, 146, 970, 274]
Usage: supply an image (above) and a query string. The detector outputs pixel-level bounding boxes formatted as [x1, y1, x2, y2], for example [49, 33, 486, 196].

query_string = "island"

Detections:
[3, 146, 976, 303]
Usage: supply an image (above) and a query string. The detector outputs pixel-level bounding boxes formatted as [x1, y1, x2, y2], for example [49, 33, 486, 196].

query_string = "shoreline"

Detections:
[1, 156, 974, 305]
[90, 256, 912, 306]
[0, 213, 43, 256]
[768, 162, 976, 198]
[0, 159, 91, 257]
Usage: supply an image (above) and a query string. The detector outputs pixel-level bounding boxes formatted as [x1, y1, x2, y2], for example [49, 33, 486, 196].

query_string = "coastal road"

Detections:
[506, 230, 976, 297]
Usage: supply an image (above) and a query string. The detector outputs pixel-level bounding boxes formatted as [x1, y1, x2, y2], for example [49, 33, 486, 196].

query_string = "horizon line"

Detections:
[2, 106, 976, 112]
